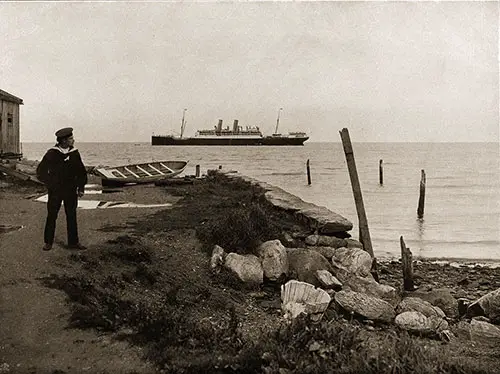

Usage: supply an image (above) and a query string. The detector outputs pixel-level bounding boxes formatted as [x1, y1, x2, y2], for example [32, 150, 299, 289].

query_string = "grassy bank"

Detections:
[35, 172, 499, 373]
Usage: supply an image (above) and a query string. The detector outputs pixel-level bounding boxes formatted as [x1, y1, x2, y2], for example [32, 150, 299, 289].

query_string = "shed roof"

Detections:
[0, 89, 24, 105]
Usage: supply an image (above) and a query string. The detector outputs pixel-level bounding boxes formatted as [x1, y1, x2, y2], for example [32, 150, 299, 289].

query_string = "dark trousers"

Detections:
[44, 189, 79, 245]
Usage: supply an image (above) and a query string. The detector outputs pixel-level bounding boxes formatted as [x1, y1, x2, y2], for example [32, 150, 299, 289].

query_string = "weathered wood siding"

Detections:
[0, 100, 21, 154]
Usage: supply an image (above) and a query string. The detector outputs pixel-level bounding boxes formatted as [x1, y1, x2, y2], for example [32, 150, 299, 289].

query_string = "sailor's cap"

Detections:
[55, 127, 73, 139]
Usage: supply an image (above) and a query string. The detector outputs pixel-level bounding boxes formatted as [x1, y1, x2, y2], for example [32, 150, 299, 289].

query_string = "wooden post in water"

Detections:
[379, 159, 383, 185]
[306, 159, 311, 185]
[339, 128, 378, 281]
[195, 164, 200, 178]
[417, 169, 426, 218]
[400, 236, 415, 291]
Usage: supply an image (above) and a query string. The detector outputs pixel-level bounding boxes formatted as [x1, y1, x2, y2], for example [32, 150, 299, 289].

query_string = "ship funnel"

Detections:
[217, 119, 223, 132]
[233, 119, 239, 133]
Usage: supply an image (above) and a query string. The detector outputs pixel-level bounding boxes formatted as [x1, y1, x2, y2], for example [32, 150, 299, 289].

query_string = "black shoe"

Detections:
[42, 243, 52, 251]
[67, 243, 87, 250]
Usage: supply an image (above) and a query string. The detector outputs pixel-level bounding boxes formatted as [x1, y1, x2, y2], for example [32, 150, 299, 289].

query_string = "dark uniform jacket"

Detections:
[36, 146, 87, 194]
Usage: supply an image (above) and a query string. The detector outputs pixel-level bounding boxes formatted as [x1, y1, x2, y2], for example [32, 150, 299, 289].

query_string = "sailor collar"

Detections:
[50, 145, 79, 154]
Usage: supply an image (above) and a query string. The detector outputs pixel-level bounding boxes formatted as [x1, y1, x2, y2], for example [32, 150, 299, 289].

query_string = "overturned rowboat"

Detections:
[94, 160, 188, 186]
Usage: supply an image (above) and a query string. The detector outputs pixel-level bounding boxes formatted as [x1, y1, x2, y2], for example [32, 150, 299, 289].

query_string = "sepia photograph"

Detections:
[1, 0, 499, 373]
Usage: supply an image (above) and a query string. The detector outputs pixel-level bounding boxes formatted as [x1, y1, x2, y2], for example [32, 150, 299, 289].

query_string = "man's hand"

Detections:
[77, 190, 84, 198]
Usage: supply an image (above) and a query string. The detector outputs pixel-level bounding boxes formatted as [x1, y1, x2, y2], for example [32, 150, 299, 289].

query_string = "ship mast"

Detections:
[180, 108, 187, 138]
[274, 107, 283, 135]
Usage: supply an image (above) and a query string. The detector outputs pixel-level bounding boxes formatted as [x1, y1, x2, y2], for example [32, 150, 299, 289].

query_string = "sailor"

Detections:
[36, 127, 88, 251]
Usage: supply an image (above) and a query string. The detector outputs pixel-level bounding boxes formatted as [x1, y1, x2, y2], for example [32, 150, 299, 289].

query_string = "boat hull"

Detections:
[151, 136, 309, 146]
[94, 160, 188, 186]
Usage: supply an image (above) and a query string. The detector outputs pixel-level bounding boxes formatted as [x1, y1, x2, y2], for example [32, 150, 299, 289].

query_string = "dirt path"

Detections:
[0, 183, 179, 373]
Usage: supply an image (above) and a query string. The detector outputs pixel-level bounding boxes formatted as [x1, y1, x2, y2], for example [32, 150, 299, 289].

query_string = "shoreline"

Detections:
[3, 156, 499, 265]
[379, 256, 500, 268]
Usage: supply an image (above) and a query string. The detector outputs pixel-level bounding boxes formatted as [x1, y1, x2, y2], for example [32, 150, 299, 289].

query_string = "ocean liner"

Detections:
[151, 109, 309, 146]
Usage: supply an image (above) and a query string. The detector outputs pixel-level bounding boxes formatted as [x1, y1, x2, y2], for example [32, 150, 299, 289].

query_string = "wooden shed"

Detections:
[0, 89, 24, 158]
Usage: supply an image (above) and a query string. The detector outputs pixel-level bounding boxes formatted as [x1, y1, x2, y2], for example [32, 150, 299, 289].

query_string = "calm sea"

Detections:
[22, 142, 500, 262]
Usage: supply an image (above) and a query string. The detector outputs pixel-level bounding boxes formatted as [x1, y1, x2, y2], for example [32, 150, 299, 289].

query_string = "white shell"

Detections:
[281, 280, 331, 318]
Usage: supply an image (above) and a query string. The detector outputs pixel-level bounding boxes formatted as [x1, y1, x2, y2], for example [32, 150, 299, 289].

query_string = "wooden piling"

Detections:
[400, 236, 415, 291]
[339, 128, 378, 281]
[195, 164, 200, 178]
[306, 159, 311, 185]
[379, 159, 383, 185]
[417, 169, 426, 218]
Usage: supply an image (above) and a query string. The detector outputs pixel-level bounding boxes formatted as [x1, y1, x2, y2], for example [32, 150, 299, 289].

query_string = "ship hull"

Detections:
[152, 136, 308, 146]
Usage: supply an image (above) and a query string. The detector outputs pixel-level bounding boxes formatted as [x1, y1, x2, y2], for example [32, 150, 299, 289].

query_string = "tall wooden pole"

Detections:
[339, 128, 378, 281]
[306, 159, 311, 185]
[379, 159, 383, 185]
[417, 169, 426, 218]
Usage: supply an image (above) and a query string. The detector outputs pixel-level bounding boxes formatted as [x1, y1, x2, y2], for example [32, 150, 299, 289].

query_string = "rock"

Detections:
[333, 265, 398, 304]
[210, 245, 225, 273]
[257, 239, 289, 281]
[345, 238, 364, 249]
[331, 247, 372, 277]
[395, 311, 431, 334]
[224, 253, 263, 285]
[315, 270, 342, 290]
[264, 187, 352, 234]
[470, 319, 500, 344]
[428, 315, 449, 332]
[264, 188, 306, 212]
[394, 311, 448, 335]
[287, 248, 334, 286]
[396, 297, 446, 319]
[457, 298, 470, 317]
[334, 290, 395, 323]
[295, 204, 353, 234]
[309, 246, 336, 260]
[407, 288, 458, 318]
[467, 288, 500, 324]
[279, 232, 300, 247]
[305, 234, 347, 248]
[453, 320, 472, 340]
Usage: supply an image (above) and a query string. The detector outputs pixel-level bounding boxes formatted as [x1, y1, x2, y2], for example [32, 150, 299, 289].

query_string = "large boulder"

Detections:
[407, 288, 458, 318]
[257, 239, 289, 281]
[287, 248, 334, 286]
[467, 288, 500, 324]
[334, 290, 395, 323]
[331, 247, 372, 277]
[396, 297, 446, 319]
[305, 234, 347, 248]
[224, 253, 263, 285]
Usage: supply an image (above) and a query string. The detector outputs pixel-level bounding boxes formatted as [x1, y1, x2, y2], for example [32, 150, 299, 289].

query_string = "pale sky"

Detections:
[1, 1, 498, 143]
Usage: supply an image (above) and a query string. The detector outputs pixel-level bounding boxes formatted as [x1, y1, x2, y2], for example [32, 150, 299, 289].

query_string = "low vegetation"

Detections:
[43, 174, 495, 373]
